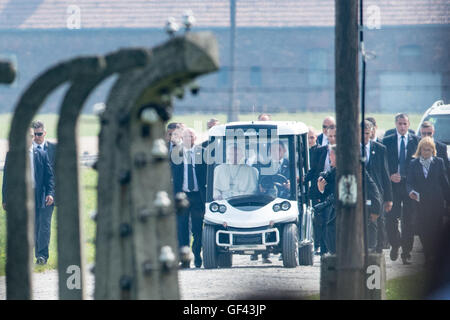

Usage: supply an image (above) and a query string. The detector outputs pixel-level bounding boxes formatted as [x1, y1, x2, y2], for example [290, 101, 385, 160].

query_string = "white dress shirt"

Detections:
[29, 146, 35, 189]
[396, 130, 409, 154]
[324, 149, 331, 172]
[321, 134, 329, 147]
[396, 130, 409, 173]
[361, 142, 371, 163]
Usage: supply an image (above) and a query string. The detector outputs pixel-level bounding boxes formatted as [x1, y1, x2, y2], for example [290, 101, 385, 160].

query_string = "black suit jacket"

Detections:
[43, 141, 56, 169]
[364, 169, 383, 215]
[305, 145, 328, 201]
[406, 157, 450, 216]
[170, 144, 207, 204]
[434, 139, 450, 179]
[2, 149, 55, 209]
[366, 141, 393, 202]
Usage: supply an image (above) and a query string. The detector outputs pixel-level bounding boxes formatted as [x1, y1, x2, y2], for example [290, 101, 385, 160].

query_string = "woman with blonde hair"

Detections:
[406, 137, 450, 264]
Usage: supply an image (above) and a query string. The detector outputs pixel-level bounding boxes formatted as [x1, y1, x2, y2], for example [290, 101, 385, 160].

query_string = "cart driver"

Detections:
[213, 144, 259, 200]
[259, 141, 291, 198]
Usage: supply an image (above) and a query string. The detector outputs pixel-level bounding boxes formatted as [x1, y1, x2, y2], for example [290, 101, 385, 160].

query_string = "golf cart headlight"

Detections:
[281, 201, 291, 211]
[273, 204, 281, 212]
[209, 202, 219, 212]
[219, 205, 227, 214]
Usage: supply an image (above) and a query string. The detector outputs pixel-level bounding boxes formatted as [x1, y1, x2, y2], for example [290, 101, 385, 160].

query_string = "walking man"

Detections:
[382, 113, 419, 264]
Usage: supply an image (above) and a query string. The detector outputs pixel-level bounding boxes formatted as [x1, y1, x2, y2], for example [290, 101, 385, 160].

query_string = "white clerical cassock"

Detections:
[213, 164, 259, 200]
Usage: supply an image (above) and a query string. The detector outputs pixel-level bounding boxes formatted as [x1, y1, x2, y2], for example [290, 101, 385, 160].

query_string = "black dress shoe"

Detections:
[390, 246, 399, 261]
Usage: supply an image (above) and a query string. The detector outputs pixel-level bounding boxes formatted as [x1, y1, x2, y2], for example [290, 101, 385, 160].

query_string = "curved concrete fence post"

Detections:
[56, 48, 151, 300]
[5, 56, 105, 300]
[96, 32, 219, 299]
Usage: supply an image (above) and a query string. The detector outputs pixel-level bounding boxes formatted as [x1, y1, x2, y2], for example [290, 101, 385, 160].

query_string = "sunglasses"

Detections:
[34, 132, 44, 136]
[421, 132, 433, 136]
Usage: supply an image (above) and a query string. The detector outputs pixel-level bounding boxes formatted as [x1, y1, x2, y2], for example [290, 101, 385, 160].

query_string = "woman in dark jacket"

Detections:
[407, 137, 450, 264]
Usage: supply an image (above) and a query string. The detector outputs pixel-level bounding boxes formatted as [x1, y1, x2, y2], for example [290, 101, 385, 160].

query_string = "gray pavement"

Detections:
[0, 236, 425, 300]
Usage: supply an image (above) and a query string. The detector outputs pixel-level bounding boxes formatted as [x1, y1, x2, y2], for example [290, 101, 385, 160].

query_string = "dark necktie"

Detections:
[399, 136, 406, 176]
[37, 145, 42, 150]
[187, 151, 195, 192]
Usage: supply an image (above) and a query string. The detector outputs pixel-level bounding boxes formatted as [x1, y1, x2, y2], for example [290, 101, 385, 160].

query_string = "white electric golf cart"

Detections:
[202, 121, 314, 268]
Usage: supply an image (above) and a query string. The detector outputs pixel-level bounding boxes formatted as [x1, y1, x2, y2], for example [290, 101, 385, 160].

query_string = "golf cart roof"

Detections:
[208, 121, 309, 137]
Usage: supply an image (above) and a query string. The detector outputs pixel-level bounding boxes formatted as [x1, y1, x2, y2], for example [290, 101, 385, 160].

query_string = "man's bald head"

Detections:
[322, 116, 336, 135]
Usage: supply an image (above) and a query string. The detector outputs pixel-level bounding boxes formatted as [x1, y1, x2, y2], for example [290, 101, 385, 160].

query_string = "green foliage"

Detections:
[385, 273, 426, 300]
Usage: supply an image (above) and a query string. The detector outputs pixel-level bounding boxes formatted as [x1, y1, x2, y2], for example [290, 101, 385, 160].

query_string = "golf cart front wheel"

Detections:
[202, 224, 218, 269]
[282, 223, 299, 268]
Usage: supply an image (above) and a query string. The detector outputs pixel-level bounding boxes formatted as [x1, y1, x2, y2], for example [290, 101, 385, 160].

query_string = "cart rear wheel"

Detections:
[282, 223, 299, 268]
[202, 224, 218, 269]
[299, 243, 314, 266]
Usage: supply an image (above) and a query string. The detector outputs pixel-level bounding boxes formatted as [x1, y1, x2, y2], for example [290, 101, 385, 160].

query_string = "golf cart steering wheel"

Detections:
[260, 174, 289, 197]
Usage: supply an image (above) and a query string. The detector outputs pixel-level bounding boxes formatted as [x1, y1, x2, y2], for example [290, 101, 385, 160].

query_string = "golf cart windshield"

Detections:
[206, 129, 295, 202]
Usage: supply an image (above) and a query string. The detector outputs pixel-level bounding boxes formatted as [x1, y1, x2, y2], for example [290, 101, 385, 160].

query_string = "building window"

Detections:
[399, 45, 422, 57]
[250, 66, 262, 86]
[307, 49, 328, 87]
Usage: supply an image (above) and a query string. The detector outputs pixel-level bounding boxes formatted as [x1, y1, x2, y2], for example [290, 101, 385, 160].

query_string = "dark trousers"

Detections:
[367, 218, 378, 250]
[386, 182, 416, 255]
[324, 206, 334, 254]
[34, 205, 54, 260]
[312, 199, 328, 253]
[376, 211, 388, 251]
[176, 191, 204, 259]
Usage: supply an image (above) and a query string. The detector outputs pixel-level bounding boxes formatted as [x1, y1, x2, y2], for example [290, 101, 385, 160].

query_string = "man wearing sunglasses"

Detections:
[420, 121, 449, 179]
[316, 116, 335, 147]
[31, 120, 57, 265]
[2, 127, 55, 265]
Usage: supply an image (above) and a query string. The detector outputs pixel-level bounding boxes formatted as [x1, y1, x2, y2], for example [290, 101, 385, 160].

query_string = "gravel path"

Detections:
[0, 237, 424, 300]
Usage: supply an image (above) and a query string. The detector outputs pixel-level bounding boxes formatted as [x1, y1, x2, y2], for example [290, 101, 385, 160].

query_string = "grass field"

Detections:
[0, 112, 424, 140]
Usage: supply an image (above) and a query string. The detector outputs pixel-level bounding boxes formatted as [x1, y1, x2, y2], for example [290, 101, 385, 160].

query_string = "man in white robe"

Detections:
[213, 144, 258, 200]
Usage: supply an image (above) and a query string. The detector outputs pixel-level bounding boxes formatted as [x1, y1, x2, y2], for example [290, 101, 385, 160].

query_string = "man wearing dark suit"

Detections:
[171, 128, 207, 268]
[2, 128, 55, 265]
[306, 126, 336, 254]
[317, 144, 382, 254]
[382, 113, 420, 264]
[419, 121, 450, 179]
[316, 116, 335, 147]
[362, 120, 393, 252]
[31, 121, 57, 264]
